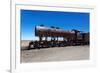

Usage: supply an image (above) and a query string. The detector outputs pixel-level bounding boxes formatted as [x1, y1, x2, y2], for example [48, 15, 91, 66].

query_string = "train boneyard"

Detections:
[28, 25, 89, 50]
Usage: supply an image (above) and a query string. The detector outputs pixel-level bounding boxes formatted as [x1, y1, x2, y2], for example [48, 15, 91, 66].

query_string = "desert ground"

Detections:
[21, 40, 89, 63]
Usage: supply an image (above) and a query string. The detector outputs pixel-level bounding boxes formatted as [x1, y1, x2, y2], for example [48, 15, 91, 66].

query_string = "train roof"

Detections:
[36, 26, 75, 33]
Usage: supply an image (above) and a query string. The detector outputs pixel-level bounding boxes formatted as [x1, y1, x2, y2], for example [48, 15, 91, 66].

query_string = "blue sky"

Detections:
[21, 9, 90, 40]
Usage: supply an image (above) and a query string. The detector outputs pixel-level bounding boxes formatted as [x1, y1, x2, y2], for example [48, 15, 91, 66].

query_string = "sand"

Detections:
[21, 44, 89, 63]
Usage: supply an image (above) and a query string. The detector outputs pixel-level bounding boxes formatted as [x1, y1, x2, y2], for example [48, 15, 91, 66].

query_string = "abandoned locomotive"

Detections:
[28, 25, 89, 49]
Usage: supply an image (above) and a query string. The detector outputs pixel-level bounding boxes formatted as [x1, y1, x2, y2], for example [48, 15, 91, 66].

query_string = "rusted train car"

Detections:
[28, 26, 89, 49]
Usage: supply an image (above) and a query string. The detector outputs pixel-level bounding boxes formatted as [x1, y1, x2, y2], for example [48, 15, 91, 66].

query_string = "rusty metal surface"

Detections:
[35, 26, 75, 37]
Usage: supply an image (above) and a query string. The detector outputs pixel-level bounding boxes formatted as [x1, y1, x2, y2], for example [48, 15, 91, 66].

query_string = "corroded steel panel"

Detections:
[35, 26, 75, 37]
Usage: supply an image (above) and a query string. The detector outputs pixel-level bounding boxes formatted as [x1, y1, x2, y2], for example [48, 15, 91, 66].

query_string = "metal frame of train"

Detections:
[28, 25, 89, 50]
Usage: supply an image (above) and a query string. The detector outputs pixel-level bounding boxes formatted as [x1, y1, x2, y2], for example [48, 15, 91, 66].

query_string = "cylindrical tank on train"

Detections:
[35, 26, 75, 37]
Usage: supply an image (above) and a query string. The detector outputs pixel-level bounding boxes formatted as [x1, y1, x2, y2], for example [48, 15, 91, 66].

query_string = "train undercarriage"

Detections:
[28, 39, 89, 50]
